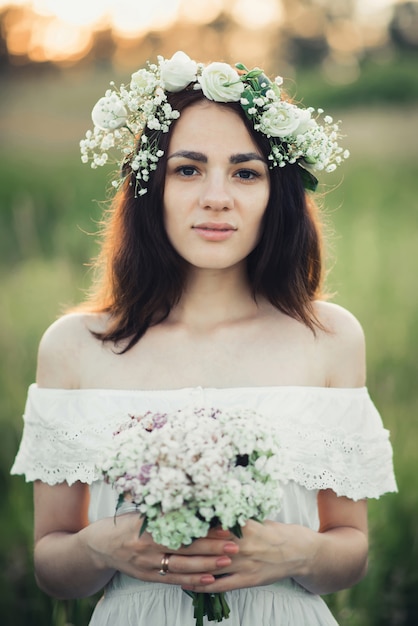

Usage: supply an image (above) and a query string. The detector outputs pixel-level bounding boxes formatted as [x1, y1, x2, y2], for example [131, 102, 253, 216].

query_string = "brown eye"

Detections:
[235, 169, 260, 180]
[176, 166, 198, 177]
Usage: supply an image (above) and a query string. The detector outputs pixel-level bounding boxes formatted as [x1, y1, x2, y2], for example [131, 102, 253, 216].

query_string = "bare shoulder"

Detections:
[314, 300, 365, 340]
[314, 301, 366, 388]
[36, 312, 106, 389]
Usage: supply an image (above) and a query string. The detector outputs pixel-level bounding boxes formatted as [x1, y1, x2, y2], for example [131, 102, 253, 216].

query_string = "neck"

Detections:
[168, 265, 261, 330]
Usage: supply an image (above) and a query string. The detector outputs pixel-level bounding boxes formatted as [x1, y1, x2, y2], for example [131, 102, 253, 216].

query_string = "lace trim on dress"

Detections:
[279, 425, 395, 500]
[10, 385, 397, 499]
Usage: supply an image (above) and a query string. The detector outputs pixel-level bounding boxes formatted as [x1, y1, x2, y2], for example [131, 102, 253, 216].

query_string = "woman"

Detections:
[11, 52, 397, 625]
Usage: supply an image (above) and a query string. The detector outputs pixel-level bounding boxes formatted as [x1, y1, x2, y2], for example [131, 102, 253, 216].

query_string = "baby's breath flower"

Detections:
[98, 406, 287, 550]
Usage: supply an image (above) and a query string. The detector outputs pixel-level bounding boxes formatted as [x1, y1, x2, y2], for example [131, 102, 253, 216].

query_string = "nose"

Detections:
[199, 171, 233, 212]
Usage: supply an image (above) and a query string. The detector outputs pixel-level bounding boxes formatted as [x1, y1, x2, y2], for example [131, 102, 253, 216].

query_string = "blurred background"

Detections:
[1, 0, 417, 624]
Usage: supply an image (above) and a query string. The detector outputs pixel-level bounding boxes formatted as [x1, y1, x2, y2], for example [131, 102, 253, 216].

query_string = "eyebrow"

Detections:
[230, 152, 266, 165]
[167, 150, 267, 165]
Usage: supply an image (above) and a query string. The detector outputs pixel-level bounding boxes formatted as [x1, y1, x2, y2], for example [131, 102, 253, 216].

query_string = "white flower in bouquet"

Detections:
[98, 406, 287, 626]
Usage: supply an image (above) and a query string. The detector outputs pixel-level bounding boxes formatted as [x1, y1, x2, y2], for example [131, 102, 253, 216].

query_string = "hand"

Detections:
[82, 513, 240, 587]
[181, 520, 309, 594]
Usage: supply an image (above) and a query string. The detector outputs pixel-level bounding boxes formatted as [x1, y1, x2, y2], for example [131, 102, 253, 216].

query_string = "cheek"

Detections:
[162, 188, 176, 237]
[250, 193, 269, 245]
[163, 211, 177, 246]
[254, 177, 270, 213]
[253, 190, 270, 228]
[162, 202, 185, 251]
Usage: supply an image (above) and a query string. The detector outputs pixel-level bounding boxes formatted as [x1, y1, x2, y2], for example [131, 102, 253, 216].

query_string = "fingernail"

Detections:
[223, 542, 239, 554]
[200, 574, 215, 584]
[216, 556, 231, 567]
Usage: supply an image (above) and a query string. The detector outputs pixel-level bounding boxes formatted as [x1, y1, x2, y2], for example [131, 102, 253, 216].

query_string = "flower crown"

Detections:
[80, 51, 349, 195]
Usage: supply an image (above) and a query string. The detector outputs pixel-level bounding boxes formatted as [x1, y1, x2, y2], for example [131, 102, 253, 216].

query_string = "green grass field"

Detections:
[1, 65, 417, 625]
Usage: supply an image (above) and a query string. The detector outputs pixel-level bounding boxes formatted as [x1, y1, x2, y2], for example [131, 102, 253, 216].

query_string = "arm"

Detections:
[294, 489, 368, 594]
[34, 480, 115, 598]
[298, 301, 369, 592]
[293, 302, 369, 592]
[33, 315, 237, 598]
[182, 304, 369, 595]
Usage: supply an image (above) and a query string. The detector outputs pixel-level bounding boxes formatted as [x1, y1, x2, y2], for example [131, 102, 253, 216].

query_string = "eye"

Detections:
[235, 169, 260, 180]
[176, 165, 199, 177]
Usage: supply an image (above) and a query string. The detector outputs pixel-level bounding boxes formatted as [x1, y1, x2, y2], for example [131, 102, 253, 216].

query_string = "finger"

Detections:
[207, 527, 234, 539]
[181, 569, 256, 594]
[182, 573, 241, 594]
[175, 539, 239, 557]
[157, 553, 233, 576]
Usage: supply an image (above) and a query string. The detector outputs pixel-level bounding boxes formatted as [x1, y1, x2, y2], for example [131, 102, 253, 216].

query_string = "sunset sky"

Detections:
[0, 0, 398, 64]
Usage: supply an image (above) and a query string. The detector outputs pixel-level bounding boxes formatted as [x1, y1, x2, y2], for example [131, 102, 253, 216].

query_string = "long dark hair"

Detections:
[82, 88, 325, 351]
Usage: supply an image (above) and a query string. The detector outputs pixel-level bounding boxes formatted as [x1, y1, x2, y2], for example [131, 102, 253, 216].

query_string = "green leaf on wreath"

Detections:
[299, 165, 319, 191]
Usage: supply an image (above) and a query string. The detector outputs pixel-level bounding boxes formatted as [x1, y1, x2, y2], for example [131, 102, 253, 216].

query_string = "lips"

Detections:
[192, 222, 237, 241]
[192, 222, 237, 231]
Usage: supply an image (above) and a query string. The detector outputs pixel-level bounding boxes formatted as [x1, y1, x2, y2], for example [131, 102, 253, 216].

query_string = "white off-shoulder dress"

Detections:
[11, 384, 397, 626]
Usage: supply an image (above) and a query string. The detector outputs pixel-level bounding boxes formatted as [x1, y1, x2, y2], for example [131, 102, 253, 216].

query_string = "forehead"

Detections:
[168, 100, 260, 154]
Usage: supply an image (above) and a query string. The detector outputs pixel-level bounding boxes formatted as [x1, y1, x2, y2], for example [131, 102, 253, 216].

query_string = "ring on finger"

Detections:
[159, 553, 171, 576]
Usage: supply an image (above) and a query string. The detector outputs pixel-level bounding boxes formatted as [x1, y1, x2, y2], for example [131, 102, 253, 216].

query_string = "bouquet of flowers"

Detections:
[98, 406, 286, 626]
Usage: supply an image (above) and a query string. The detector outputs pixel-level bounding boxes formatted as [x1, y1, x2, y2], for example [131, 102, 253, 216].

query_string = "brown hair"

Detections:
[82, 88, 325, 352]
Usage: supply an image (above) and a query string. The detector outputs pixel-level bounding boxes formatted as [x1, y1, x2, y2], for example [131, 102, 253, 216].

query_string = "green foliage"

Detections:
[1, 64, 417, 625]
[322, 159, 418, 626]
[0, 156, 106, 268]
[293, 52, 418, 109]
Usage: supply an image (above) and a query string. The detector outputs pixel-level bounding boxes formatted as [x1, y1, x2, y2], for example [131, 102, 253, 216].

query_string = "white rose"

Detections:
[130, 68, 157, 94]
[294, 108, 316, 135]
[258, 102, 301, 138]
[91, 94, 128, 131]
[198, 62, 244, 102]
[159, 51, 197, 92]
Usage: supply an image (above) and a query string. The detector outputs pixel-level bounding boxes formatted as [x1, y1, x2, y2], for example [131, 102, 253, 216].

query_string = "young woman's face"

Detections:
[163, 101, 270, 273]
